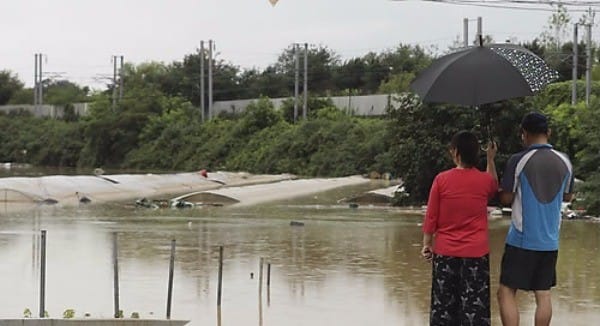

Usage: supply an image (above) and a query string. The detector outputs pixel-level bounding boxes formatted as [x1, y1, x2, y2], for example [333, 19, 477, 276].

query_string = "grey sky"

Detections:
[0, 0, 576, 89]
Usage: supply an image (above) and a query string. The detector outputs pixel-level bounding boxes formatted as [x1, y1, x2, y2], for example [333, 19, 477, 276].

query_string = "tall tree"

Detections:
[334, 58, 367, 92]
[539, 4, 573, 79]
[540, 4, 572, 49]
[275, 45, 340, 96]
[44, 80, 89, 105]
[0, 70, 24, 105]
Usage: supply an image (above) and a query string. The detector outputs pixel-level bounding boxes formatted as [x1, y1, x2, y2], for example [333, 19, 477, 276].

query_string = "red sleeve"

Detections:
[423, 175, 440, 234]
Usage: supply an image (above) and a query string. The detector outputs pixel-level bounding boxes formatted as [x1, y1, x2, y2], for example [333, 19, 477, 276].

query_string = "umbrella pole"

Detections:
[486, 112, 493, 142]
[476, 105, 493, 149]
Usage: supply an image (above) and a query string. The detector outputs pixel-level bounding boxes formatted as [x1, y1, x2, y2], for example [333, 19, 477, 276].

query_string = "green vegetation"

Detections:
[0, 71, 23, 105]
[2, 13, 600, 215]
[386, 94, 527, 203]
[62, 309, 75, 319]
[0, 43, 433, 175]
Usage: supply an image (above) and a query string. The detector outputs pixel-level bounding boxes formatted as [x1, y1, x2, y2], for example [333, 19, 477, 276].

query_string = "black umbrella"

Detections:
[410, 42, 560, 106]
[410, 40, 559, 143]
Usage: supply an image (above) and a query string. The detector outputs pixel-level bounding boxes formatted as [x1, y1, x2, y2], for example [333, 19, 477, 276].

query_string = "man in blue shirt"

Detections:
[498, 112, 574, 326]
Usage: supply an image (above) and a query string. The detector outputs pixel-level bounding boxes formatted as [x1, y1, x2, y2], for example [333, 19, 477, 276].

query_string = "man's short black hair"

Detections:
[521, 112, 549, 135]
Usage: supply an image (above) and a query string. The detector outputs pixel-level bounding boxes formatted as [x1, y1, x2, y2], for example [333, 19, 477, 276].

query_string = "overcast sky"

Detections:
[0, 0, 586, 88]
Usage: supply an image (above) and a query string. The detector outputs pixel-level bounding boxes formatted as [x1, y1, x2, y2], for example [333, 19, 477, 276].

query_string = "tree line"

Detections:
[1, 7, 600, 214]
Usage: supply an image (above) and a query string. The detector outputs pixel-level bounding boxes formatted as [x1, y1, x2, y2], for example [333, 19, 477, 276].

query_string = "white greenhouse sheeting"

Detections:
[172, 175, 370, 207]
[0, 171, 295, 208]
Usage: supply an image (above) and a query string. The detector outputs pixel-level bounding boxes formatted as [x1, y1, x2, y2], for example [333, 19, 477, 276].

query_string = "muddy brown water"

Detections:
[0, 183, 597, 325]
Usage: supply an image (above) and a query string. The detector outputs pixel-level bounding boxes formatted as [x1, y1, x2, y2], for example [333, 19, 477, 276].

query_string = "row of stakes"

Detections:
[35, 230, 272, 320]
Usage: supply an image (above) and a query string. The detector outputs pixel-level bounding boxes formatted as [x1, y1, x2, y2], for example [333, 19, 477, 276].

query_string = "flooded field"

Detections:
[0, 183, 598, 325]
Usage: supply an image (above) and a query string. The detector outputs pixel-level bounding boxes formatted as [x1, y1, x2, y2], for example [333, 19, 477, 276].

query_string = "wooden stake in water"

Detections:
[258, 257, 264, 294]
[217, 246, 223, 306]
[39, 230, 46, 318]
[258, 258, 264, 326]
[166, 239, 176, 319]
[267, 263, 271, 287]
[267, 262, 271, 306]
[112, 232, 120, 318]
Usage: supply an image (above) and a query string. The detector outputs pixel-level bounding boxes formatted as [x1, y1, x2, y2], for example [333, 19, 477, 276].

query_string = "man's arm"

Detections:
[564, 168, 576, 203]
[499, 155, 519, 207]
[500, 191, 515, 206]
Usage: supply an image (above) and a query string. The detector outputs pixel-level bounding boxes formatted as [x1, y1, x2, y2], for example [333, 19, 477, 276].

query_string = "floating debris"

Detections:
[135, 198, 160, 209]
[340, 184, 405, 206]
[290, 221, 304, 227]
[134, 197, 223, 210]
[40, 198, 58, 205]
[76, 192, 91, 204]
[171, 200, 194, 209]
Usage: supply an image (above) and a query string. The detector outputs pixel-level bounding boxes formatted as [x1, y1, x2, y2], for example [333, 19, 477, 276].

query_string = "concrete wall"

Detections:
[330, 94, 392, 116]
[212, 94, 394, 117]
[212, 98, 288, 116]
[0, 103, 89, 119]
[1, 94, 393, 119]
[0, 319, 188, 326]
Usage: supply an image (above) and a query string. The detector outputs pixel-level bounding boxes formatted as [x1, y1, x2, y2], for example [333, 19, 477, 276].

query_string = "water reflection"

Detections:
[258, 287, 263, 326]
[0, 194, 597, 325]
[217, 306, 221, 326]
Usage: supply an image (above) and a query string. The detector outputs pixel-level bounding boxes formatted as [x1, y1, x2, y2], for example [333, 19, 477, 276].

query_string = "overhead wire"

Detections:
[35, 44, 580, 102]
[11, 1, 587, 99]
[24, 38, 577, 99]
[392, 0, 600, 12]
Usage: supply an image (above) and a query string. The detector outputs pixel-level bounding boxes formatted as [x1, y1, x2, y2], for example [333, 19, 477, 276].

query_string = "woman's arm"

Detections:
[422, 233, 433, 262]
[422, 176, 440, 262]
[486, 141, 498, 182]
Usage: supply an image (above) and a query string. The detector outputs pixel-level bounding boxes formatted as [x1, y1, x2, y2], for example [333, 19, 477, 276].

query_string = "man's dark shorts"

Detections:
[500, 244, 558, 291]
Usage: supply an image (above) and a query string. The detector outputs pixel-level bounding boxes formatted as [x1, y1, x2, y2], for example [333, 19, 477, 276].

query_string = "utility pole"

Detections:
[294, 44, 299, 122]
[119, 56, 124, 101]
[208, 40, 214, 120]
[38, 54, 44, 108]
[573, 23, 579, 105]
[200, 41, 205, 122]
[112, 56, 118, 111]
[463, 17, 483, 47]
[586, 22, 592, 106]
[463, 18, 469, 47]
[303, 43, 308, 120]
[34, 54, 38, 109]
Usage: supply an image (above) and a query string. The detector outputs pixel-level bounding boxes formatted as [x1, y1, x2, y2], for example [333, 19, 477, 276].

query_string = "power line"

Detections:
[449, 0, 600, 6]
[12, 22, 581, 102]
[392, 0, 600, 12]
[27, 44, 577, 95]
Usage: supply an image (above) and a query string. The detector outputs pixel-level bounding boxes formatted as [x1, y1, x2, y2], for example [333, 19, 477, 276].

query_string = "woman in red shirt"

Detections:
[422, 130, 498, 326]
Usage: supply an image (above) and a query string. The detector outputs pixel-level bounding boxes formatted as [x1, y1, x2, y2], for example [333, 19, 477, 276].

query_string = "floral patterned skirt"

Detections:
[429, 254, 491, 326]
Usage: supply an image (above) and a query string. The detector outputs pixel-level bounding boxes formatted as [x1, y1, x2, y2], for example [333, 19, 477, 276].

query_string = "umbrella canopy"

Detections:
[410, 43, 560, 106]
